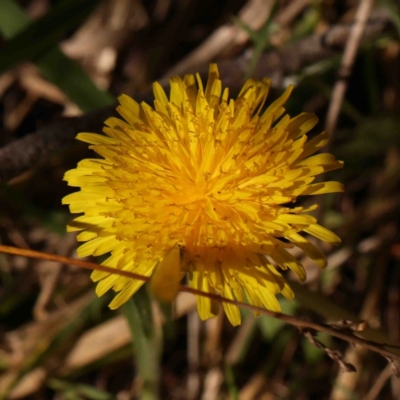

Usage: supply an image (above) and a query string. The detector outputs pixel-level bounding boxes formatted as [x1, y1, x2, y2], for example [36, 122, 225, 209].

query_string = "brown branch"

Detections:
[0, 8, 392, 183]
[0, 106, 115, 182]
[1, 244, 399, 368]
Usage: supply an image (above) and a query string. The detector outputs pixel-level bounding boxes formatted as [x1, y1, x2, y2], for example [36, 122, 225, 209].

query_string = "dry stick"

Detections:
[317, 0, 377, 221]
[1, 244, 399, 364]
[325, 0, 376, 139]
[362, 364, 393, 400]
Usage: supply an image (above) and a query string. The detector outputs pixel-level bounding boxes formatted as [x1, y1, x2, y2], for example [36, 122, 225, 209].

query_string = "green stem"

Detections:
[122, 287, 162, 400]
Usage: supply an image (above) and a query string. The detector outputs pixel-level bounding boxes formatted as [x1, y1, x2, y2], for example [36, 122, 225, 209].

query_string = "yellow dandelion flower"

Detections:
[62, 64, 343, 326]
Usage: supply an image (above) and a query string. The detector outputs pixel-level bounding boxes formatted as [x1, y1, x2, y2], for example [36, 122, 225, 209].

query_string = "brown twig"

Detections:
[1, 244, 399, 368]
[304, 329, 357, 373]
[324, 0, 377, 138]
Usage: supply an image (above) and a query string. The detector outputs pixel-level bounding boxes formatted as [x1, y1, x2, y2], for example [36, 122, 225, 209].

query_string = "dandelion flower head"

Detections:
[63, 64, 343, 326]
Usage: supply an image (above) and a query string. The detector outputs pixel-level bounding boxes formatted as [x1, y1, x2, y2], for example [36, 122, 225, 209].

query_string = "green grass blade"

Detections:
[0, 0, 100, 69]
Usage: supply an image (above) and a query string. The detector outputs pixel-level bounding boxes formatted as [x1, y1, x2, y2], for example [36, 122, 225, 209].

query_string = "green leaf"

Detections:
[38, 49, 115, 111]
[258, 298, 298, 340]
[0, 0, 115, 111]
[122, 287, 162, 400]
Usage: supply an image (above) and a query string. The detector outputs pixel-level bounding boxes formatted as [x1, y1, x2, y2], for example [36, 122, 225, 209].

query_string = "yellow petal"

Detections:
[257, 286, 281, 311]
[109, 280, 146, 310]
[287, 232, 327, 269]
[304, 224, 341, 245]
[222, 285, 241, 326]
[293, 181, 344, 196]
[67, 215, 112, 232]
[286, 112, 318, 140]
[150, 247, 181, 302]
[262, 85, 293, 121]
[76, 133, 118, 145]
[194, 271, 218, 320]
[270, 247, 306, 282]
[152, 81, 169, 114]
[281, 281, 295, 300]
[77, 235, 119, 257]
[301, 131, 329, 159]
